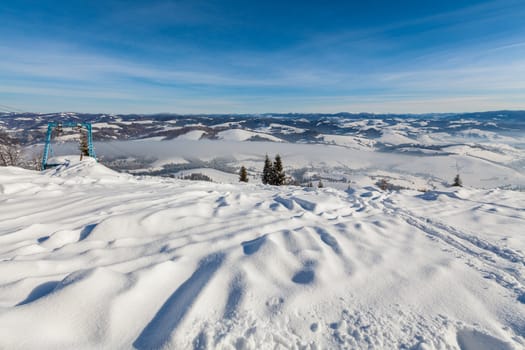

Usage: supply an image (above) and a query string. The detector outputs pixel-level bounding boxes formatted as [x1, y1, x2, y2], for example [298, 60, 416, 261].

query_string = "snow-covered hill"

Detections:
[1, 111, 524, 148]
[2, 112, 524, 191]
[1, 159, 524, 349]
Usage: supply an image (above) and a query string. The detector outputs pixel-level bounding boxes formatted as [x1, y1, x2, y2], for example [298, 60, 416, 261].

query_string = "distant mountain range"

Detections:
[1, 110, 524, 191]
[1, 110, 524, 146]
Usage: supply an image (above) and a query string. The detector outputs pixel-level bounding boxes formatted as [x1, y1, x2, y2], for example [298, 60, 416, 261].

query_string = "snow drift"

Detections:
[0, 159, 524, 349]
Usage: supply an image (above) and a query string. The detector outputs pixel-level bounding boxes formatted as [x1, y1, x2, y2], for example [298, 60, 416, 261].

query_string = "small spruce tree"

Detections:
[377, 179, 390, 191]
[79, 129, 89, 160]
[239, 166, 248, 182]
[273, 154, 286, 186]
[452, 174, 463, 187]
[452, 161, 463, 187]
[262, 155, 272, 184]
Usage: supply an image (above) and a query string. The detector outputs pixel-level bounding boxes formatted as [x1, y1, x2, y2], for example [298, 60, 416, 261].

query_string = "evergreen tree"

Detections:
[452, 174, 462, 187]
[79, 128, 89, 160]
[452, 161, 463, 187]
[273, 154, 286, 186]
[262, 155, 272, 184]
[377, 179, 389, 191]
[239, 166, 248, 182]
[318, 179, 324, 188]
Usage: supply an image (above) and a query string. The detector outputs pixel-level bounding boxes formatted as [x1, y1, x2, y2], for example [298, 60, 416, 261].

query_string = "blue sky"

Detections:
[1, 0, 524, 114]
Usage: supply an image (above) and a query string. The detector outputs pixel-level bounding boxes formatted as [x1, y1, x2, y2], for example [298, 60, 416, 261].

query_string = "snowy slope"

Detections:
[316, 134, 376, 150]
[173, 168, 240, 183]
[217, 129, 283, 142]
[0, 159, 524, 349]
[177, 130, 206, 140]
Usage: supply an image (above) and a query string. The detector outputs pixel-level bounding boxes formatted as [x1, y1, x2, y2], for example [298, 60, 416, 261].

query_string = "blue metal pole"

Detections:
[41, 122, 55, 170]
[86, 123, 96, 160]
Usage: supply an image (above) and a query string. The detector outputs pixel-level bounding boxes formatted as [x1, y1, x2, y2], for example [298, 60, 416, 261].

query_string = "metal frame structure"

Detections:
[41, 122, 96, 170]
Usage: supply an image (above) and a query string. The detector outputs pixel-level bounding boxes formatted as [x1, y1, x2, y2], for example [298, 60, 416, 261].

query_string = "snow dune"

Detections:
[0, 159, 524, 349]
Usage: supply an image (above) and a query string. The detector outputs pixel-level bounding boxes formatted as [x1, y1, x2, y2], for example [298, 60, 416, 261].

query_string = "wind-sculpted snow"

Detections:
[0, 159, 524, 349]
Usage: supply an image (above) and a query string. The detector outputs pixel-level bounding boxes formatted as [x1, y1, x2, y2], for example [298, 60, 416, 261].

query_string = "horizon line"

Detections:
[2, 109, 524, 117]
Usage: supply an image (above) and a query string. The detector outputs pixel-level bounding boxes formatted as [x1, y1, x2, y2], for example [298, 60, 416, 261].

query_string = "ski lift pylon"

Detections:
[41, 122, 96, 170]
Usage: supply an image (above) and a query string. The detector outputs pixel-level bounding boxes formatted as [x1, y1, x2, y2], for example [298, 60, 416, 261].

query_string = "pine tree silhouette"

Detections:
[79, 128, 89, 161]
[452, 174, 462, 187]
[239, 166, 248, 182]
[262, 155, 272, 184]
[452, 161, 463, 187]
[273, 154, 285, 186]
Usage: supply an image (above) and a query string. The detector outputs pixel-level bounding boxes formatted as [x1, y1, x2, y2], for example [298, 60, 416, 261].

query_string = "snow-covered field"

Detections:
[1, 158, 524, 349]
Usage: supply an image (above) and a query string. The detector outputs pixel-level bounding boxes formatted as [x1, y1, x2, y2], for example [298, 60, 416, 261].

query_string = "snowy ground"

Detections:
[0, 158, 524, 349]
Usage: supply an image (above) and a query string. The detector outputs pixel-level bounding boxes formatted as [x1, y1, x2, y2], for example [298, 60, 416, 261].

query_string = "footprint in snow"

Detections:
[314, 227, 341, 254]
[266, 296, 285, 313]
[79, 223, 97, 241]
[216, 196, 229, 208]
[292, 270, 315, 284]
[241, 235, 266, 255]
[37, 236, 50, 243]
[292, 260, 316, 285]
[273, 196, 294, 210]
